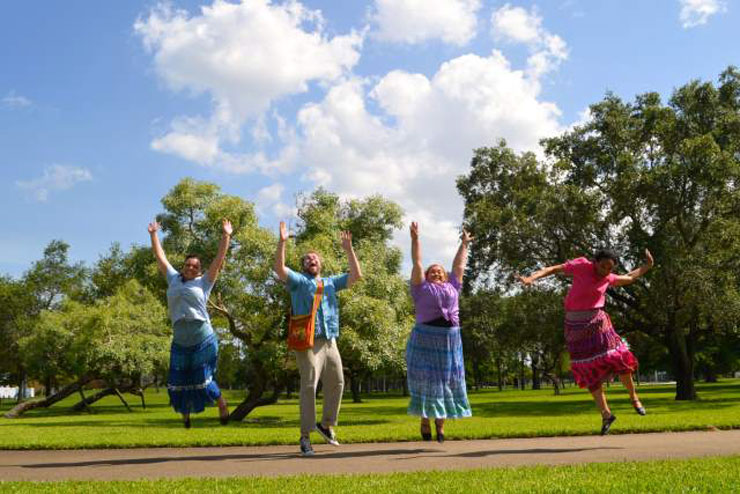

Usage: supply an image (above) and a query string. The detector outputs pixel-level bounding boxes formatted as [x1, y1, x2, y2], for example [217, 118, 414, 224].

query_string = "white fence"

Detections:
[0, 386, 35, 399]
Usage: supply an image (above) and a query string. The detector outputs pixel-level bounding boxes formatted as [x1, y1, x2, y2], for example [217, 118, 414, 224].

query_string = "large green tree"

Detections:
[457, 67, 740, 400]
[5, 280, 170, 418]
[291, 189, 412, 403]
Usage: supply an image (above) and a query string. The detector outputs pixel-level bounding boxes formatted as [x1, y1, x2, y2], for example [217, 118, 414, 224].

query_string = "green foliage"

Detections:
[292, 189, 411, 386]
[458, 67, 740, 399]
[18, 280, 170, 386]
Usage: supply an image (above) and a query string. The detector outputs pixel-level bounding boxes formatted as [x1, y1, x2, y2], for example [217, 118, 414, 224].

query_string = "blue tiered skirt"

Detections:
[405, 324, 472, 419]
[167, 332, 222, 414]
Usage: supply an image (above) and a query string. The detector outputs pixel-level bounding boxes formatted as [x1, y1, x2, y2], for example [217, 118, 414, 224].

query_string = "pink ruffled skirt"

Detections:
[564, 309, 638, 392]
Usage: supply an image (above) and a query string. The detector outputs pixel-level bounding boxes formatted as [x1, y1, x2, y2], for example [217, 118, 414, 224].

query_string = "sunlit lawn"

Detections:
[1, 380, 738, 450]
[2, 456, 739, 493]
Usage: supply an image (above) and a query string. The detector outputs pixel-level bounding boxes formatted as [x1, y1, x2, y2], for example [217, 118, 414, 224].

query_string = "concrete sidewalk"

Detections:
[1, 430, 738, 481]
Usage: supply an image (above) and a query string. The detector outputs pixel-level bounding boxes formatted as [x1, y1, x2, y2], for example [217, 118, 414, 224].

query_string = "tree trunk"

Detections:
[531, 354, 541, 390]
[401, 376, 408, 397]
[666, 328, 697, 400]
[349, 373, 362, 403]
[229, 383, 282, 421]
[15, 368, 27, 403]
[5, 377, 92, 418]
[496, 358, 503, 391]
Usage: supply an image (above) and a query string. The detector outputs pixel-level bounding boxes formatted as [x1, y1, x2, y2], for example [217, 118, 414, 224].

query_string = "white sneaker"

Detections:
[315, 423, 340, 446]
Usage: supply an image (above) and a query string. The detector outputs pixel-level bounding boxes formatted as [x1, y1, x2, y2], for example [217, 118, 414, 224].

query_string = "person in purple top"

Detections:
[405, 221, 472, 443]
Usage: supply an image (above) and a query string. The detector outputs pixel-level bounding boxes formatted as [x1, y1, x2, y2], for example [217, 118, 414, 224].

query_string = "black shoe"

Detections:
[420, 425, 432, 441]
[316, 423, 339, 446]
[300, 436, 315, 456]
[632, 400, 647, 416]
[600, 414, 616, 435]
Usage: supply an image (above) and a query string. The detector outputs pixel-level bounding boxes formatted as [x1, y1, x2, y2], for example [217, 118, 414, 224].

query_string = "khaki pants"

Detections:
[294, 338, 344, 437]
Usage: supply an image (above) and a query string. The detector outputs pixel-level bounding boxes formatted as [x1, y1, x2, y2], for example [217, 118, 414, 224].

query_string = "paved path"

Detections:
[1, 430, 739, 481]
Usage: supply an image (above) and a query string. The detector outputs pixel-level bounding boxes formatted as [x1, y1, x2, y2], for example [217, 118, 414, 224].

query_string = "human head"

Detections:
[181, 254, 202, 281]
[593, 248, 619, 278]
[425, 264, 448, 284]
[301, 251, 322, 277]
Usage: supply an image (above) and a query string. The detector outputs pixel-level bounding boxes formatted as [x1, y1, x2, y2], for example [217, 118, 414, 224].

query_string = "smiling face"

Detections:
[302, 252, 322, 277]
[181, 255, 202, 281]
[595, 258, 616, 278]
[425, 264, 448, 284]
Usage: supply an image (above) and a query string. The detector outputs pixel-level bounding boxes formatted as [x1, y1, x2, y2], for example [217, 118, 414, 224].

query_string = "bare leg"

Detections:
[590, 383, 612, 419]
[217, 395, 229, 417]
[619, 373, 640, 404]
[420, 417, 431, 433]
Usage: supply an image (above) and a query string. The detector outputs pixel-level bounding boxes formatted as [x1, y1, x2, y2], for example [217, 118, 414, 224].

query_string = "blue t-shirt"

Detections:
[286, 268, 349, 340]
[166, 263, 214, 325]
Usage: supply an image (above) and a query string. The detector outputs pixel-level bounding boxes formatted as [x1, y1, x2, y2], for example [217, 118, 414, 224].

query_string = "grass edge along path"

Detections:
[2, 455, 739, 493]
[1, 381, 739, 450]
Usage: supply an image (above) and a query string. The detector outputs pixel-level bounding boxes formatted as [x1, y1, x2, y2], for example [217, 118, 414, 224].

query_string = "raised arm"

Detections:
[341, 231, 363, 288]
[410, 222, 423, 286]
[516, 264, 565, 286]
[273, 221, 289, 282]
[611, 249, 653, 287]
[148, 221, 169, 277]
[206, 219, 232, 283]
[451, 229, 473, 284]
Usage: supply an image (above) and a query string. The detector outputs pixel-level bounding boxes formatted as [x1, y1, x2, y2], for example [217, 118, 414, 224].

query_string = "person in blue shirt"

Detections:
[274, 221, 362, 456]
[149, 219, 232, 428]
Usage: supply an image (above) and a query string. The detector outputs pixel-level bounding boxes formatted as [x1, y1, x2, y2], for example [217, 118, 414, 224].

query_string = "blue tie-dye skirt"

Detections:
[167, 331, 222, 415]
[405, 323, 472, 419]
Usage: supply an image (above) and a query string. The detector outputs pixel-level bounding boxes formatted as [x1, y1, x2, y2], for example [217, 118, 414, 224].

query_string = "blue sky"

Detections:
[1, 0, 736, 276]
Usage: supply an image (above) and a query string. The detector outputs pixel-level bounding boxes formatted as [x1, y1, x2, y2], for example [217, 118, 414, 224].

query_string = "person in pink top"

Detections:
[518, 248, 654, 435]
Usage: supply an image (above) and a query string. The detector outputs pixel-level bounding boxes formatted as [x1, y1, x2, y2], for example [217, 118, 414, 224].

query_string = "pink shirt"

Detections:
[563, 257, 617, 311]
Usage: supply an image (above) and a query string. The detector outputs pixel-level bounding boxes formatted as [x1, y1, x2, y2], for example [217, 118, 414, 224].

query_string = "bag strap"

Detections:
[310, 280, 324, 319]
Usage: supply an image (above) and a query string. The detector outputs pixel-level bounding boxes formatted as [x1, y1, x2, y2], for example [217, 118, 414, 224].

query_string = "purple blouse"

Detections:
[410, 275, 462, 326]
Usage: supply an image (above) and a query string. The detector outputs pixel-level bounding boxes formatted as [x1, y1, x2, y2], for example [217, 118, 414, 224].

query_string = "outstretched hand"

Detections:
[279, 221, 288, 242]
[340, 231, 353, 251]
[645, 248, 654, 268]
[147, 221, 160, 234]
[410, 221, 419, 240]
[222, 219, 233, 236]
[461, 229, 474, 246]
[516, 274, 533, 286]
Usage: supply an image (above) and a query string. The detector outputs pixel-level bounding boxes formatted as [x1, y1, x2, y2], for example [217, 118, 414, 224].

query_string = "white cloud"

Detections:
[288, 50, 563, 264]
[16, 165, 93, 202]
[491, 4, 568, 77]
[2, 90, 32, 108]
[371, 0, 481, 46]
[256, 183, 295, 218]
[135, 0, 363, 170]
[679, 0, 727, 28]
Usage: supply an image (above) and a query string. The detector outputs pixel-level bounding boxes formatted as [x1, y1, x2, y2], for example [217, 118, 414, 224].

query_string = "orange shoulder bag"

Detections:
[287, 280, 324, 351]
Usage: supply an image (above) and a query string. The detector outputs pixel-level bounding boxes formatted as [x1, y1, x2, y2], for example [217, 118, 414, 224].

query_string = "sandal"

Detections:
[632, 399, 646, 416]
[600, 414, 616, 436]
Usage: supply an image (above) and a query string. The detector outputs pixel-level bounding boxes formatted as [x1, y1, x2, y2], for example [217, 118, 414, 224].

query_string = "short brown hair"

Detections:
[424, 264, 449, 282]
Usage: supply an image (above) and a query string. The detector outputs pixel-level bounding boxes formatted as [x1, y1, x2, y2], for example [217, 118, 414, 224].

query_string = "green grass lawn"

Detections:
[1, 380, 738, 450]
[2, 456, 739, 493]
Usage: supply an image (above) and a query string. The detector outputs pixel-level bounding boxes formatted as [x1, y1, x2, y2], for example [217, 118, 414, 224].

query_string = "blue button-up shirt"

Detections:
[286, 269, 349, 340]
